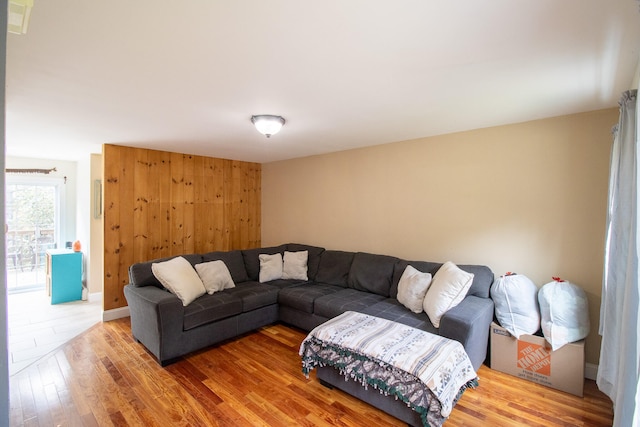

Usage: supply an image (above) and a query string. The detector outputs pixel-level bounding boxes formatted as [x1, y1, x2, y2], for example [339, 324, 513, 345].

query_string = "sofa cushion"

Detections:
[278, 283, 343, 313]
[423, 261, 474, 328]
[347, 252, 400, 297]
[259, 253, 283, 282]
[129, 253, 203, 288]
[458, 264, 494, 299]
[224, 282, 280, 312]
[242, 245, 287, 281]
[286, 243, 325, 280]
[313, 289, 386, 319]
[315, 250, 355, 287]
[396, 265, 433, 314]
[282, 251, 308, 280]
[195, 260, 235, 294]
[264, 278, 309, 289]
[201, 250, 249, 283]
[183, 292, 243, 331]
[361, 299, 438, 335]
[391, 261, 494, 300]
[151, 256, 206, 306]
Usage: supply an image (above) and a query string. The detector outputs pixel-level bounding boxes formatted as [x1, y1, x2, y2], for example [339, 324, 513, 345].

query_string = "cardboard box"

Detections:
[490, 322, 585, 396]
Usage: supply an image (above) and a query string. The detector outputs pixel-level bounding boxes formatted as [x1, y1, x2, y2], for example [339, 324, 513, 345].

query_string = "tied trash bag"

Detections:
[490, 272, 540, 338]
[538, 277, 590, 351]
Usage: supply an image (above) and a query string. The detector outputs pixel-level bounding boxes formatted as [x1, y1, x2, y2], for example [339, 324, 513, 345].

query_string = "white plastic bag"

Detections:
[490, 273, 540, 338]
[538, 277, 590, 351]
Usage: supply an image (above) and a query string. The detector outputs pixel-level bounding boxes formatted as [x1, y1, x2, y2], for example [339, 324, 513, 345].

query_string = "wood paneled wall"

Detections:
[102, 144, 261, 311]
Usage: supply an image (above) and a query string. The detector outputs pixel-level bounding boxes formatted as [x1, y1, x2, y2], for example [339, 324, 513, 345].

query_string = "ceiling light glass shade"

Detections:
[251, 115, 285, 138]
[8, 0, 34, 35]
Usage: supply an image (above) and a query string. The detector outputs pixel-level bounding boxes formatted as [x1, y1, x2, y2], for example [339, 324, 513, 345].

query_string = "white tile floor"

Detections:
[7, 289, 102, 375]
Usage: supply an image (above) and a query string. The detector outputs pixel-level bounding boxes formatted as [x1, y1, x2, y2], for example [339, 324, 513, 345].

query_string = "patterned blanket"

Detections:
[299, 311, 478, 427]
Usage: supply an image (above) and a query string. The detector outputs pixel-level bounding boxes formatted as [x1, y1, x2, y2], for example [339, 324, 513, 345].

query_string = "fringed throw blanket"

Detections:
[299, 311, 478, 427]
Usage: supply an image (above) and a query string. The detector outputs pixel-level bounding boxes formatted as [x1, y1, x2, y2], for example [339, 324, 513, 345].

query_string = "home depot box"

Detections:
[490, 322, 585, 396]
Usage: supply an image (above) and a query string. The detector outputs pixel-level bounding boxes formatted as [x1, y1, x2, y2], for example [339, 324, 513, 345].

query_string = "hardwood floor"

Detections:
[9, 318, 613, 426]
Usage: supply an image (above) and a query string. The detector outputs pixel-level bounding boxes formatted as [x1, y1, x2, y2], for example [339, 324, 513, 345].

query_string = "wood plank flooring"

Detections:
[9, 318, 613, 426]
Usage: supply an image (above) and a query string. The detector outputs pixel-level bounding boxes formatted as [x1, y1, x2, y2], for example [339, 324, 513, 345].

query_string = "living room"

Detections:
[2, 1, 640, 426]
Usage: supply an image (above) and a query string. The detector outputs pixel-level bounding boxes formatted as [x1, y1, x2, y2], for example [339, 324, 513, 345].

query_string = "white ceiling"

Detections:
[6, 0, 640, 164]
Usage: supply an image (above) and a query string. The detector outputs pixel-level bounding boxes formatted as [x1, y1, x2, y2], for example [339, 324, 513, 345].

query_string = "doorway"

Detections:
[5, 176, 62, 293]
[4, 173, 101, 375]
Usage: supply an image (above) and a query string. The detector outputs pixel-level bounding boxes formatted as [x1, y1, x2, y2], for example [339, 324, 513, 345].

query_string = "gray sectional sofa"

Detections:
[124, 243, 494, 371]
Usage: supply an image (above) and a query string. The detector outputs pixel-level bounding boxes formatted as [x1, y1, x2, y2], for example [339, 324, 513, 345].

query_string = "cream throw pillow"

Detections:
[195, 260, 235, 294]
[397, 265, 432, 314]
[259, 253, 283, 283]
[282, 251, 308, 280]
[423, 261, 474, 328]
[151, 256, 205, 306]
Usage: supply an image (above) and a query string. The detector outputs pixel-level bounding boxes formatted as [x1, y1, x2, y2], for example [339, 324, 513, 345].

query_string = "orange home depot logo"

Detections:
[517, 341, 551, 376]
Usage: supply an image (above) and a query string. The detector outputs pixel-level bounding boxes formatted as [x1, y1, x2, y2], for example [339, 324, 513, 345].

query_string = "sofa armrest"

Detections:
[123, 284, 184, 363]
[439, 295, 494, 370]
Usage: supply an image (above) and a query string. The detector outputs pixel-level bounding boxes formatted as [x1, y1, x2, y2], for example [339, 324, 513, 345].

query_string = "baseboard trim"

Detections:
[103, 306, 130, 322]
[88, 291, 103, 303]
[585, 363, 598, 381]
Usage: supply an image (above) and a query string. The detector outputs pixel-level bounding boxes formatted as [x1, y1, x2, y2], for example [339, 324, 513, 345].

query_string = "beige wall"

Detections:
[262, 108, 618, 366]
[89, 153, 103, 295]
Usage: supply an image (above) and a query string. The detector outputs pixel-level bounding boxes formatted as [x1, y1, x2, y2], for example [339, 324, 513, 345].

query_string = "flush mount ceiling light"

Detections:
[8, 0, 34, 35]
[251, 115, 285, 138]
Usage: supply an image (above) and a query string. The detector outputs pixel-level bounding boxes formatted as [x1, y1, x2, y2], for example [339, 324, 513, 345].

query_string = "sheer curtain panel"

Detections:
[598, 89, 640, 427]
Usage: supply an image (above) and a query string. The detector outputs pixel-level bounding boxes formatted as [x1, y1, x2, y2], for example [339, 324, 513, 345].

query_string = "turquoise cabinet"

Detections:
[46, 249, 83, 304]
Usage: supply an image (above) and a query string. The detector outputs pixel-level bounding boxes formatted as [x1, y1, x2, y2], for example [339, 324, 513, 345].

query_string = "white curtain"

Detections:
[598, 89, 640, 427]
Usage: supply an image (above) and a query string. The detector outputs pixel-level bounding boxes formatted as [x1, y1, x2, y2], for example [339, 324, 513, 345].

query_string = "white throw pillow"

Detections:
[397, 265, 432, 314]
[151, 256, 205, 306]
[195, 260, 235, 294]
[259, 253, 283, 283]
[423, 261, 474, 328]
[282, 251, 308, 280]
